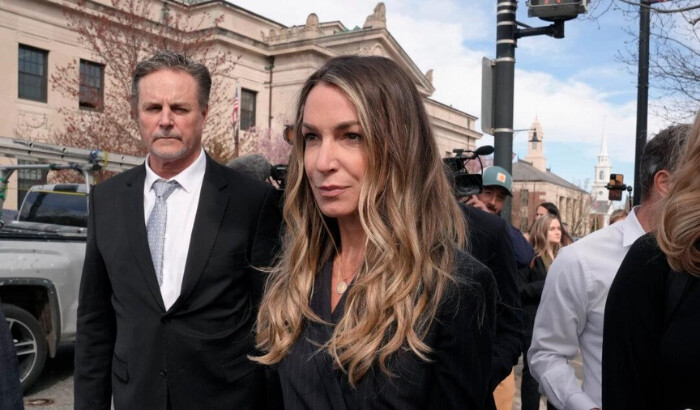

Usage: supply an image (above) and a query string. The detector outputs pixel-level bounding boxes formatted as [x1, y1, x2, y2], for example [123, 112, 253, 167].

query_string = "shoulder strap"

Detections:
[665, 270, 690, 326]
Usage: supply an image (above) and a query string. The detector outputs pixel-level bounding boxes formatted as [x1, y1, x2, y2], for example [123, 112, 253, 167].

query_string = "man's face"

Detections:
[136, 69, 207, 173]
[476, 186, 509, 215]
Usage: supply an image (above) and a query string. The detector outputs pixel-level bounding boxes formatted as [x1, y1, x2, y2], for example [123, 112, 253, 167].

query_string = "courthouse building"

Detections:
[0, 0, 482, 209]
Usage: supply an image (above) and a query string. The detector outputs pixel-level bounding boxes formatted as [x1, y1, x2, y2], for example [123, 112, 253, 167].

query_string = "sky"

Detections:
[232, 0, 685, 192]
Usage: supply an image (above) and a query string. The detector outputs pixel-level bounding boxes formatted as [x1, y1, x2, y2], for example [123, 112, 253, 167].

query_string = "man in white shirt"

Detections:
[75, 51, 283, 410]
[527, 124, 690, 410]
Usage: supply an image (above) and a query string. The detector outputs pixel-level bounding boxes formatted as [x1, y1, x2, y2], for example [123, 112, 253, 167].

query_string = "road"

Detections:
[23, 345, 75, 409]
[21, 346, 583, 410]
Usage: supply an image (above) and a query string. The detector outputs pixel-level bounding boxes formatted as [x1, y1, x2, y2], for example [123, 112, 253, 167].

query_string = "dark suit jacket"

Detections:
[461, 204, 524, 388]
[277, 249, 496, 410]
[74, 155, 283, 410]
[0, 300, 23, 410]
[517, 255, 547, 339]
[603, 234, 700, 409]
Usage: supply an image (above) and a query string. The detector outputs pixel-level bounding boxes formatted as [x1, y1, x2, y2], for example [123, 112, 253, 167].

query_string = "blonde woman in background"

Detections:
[603, 111, 700, 409]
[519, 214, 562, 410]
[253, 55, 496, 409]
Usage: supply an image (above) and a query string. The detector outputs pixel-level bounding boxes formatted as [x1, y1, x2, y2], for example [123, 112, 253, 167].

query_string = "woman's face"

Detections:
[302, 82, 367, 221]
[536, 206, 548, 218]
[547, 218, 562, 245]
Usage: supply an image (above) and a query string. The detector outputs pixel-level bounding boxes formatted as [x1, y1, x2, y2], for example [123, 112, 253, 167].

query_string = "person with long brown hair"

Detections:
[534, 202, 573, 246]
[520, 214, 561, 410]
[603, 112, 700, 409]
[253, 55, 495, 409]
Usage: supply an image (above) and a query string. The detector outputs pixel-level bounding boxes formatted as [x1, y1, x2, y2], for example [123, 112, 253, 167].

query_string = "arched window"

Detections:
[599, 170, 604, 180]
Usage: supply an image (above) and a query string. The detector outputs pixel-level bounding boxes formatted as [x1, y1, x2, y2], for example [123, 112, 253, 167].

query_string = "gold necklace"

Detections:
[334, 253, 356, 295]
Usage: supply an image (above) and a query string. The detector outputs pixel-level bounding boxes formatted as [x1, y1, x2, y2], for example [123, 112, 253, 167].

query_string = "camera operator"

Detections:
[460, 165, 533, 410]
[448, 158, 525, 410]
[227, 154, 287, 189]
[465, 166, 534, 269]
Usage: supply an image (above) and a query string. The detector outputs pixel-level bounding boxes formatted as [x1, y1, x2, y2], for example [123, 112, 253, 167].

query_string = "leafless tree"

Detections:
[49, 0, 241, 168]
[568, 189, 593, 238]
[584, 0, 699, 122]
[238, 127, 292, 165]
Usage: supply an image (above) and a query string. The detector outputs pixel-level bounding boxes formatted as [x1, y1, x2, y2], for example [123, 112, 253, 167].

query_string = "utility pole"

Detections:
[493, 0, 517, 220]
[490, 0, 582, 223]
[633, 0, 651, 206]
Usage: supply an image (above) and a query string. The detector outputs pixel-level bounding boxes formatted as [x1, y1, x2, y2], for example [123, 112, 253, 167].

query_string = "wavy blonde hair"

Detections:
[254, 56, 468, 384]
[658, 111, 700, 276]
[529, 214, 562, 260]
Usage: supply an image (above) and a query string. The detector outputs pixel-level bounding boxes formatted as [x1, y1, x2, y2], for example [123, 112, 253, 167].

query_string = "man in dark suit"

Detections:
[464, 166, 533, 409]
[461, 204, 523, 409]
[74, 51, 283, 410]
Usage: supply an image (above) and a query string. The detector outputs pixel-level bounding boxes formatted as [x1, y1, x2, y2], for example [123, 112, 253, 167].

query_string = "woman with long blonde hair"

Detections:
[254, 55, 495, 409]
[529, 215, 562, 270]
[603, 112, 699, 409]
[520, 214, 561, 409]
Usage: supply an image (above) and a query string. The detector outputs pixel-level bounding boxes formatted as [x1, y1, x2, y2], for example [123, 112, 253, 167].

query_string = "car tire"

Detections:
[3, 304, 47, 392]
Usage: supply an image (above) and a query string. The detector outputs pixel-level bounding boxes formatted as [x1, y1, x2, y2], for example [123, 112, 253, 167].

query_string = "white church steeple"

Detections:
[592, 123, 612, 201]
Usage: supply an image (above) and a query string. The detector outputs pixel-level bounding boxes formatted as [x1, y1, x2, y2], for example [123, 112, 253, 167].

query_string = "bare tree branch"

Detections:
[589, 0, 700, 122]
[617, 0, 700, 14]
[46, 0, 244, 175]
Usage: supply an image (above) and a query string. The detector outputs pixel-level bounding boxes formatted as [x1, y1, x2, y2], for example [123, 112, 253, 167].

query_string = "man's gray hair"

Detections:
[131, 51, 211, 111]
[639, 123, 691, 200]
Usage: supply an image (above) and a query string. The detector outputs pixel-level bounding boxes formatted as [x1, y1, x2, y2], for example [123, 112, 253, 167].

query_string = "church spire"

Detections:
[599, 119, 608, 157]
[592, 120, 613, 201]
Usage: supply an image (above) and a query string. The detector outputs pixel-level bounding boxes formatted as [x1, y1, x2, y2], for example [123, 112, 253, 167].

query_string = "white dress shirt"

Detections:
[144, 149, 206, 310]
[528, 209, 645, 410]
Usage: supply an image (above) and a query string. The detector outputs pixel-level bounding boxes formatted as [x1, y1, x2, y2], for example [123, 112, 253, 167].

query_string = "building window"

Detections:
[599, 170, 604, 181]
[519, 188, 529, 231]
[79, 60, 104, 110]
[559, 197, 565, 217]
[17, 160, 48, 208]
[241, 89, 256, 130]
[18, 45, 48, 102]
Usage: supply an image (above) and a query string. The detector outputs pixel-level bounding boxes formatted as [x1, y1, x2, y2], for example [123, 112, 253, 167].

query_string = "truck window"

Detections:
[18, 191, 88, 227]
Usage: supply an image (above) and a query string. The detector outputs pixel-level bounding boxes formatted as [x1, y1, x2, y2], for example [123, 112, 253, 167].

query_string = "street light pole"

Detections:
[493, 0, 517, 222]
[489, 0, 585, 222]
[633, 0, 651, 206]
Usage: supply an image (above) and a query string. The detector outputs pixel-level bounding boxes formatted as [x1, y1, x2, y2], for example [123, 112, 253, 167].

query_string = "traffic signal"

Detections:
[527, 0, 589, 21]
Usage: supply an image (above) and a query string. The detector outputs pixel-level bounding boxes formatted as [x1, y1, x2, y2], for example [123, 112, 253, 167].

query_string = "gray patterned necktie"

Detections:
[147, 179, 180, 286]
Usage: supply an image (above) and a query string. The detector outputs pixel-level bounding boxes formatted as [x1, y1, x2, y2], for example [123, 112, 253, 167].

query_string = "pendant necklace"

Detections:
[336, 277, 348, 295]
[335, 253, 356, 295]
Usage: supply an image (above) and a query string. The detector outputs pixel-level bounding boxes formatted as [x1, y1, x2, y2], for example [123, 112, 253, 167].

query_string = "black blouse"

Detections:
[603, 233, 700, 409]
[276, 250, 496, 410]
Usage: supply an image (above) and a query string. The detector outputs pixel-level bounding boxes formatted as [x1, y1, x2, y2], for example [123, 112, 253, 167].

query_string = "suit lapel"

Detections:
[124, 165, 166, 311]
[308, 324, 349, 410]
[308, 262, 349, 410]
[171, 157, 229, 311]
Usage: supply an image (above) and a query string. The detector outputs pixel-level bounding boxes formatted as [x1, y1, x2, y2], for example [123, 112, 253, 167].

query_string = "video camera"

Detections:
[270, 164, 287, 190]
[443, 145, 494, 197]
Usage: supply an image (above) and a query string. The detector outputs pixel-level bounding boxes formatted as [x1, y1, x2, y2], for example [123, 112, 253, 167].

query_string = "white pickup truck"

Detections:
[0, 184, 88, 391]
[0, 136, 143, 391]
